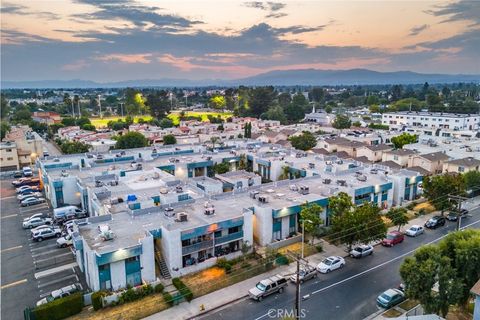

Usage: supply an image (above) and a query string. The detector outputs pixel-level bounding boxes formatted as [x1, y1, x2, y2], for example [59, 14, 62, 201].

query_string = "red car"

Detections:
[382, 231, 404, 247]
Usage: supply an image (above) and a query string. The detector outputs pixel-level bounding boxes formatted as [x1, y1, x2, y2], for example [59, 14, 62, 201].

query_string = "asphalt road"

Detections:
[201, 208, 480, 320]
[1, 179, 85, 320]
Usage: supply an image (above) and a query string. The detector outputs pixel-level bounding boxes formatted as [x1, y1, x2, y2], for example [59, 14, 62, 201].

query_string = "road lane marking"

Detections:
[34, 262, 78, 279]
[1, 195, 17, 200]
[20, 204, 48, 213]
[32, 248, 64, 258]
[30, 243, 58, 251]
[253, 219, 480, 320]
[38, 274, 77, 289]
[1, 245, 23, 253]
[1, 279, 27, 289]
[1, 214, 18, 219]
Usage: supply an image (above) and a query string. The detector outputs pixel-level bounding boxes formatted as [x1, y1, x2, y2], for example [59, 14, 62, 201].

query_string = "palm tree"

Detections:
[210, 136, 220, 149]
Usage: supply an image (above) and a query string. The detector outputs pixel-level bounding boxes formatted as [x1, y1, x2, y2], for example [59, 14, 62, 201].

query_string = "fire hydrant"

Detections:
[200, 304, 205, 311]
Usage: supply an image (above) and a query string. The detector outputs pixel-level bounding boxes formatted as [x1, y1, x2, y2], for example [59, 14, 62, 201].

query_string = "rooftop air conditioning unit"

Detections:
[370, 169, 378, 174]
[299, 185, 309, 195]
[322, 179, 331, 184]
[337, 180, 347, 186]
[61, 170, 69, 177]
[109, 180, 119, 186]
[53, 158, 60, 162]
[250, 191, 260, 199]
[160, 188, 168, 194]
[325, 160, 333, 165]
[357, 175, 367, 182]
[289, 184, 298, 191]
[110, 198, 119, 205]
[204, 207, 215, 215]
[336, 159, 343, 164]
[95, 180, 103, 187]
[308, 163, 315, 169]
[164, 207, 175, 217]
[258, 195, 268, 203]
[176, 212, 188, 222]
[176, 186, 183, 193]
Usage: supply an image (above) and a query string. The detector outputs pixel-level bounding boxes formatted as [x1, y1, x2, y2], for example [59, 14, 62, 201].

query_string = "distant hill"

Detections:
[2, 69, 479, 88]
[234, 68, 480, 86]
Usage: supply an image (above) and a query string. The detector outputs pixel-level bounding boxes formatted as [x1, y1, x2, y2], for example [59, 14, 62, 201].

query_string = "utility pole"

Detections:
[285, 250, 309, 319]
[71, 100, 75, 117]
[119, 103, 124, 117]
[97, 95, 102, 118]
[77, 100, 81, 117]
[448, 194, 468, 230]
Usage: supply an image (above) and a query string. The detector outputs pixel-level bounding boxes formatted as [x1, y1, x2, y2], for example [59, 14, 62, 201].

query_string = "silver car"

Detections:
[405, 225, 424, 237]
[290, 265, 317, 283]
[350, 244, 374, 258]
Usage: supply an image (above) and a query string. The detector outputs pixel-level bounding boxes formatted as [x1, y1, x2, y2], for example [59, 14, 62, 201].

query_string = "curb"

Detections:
[186, 294, 249, 320]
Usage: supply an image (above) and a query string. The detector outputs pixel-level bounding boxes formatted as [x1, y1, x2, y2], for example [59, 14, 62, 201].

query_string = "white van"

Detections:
[22, 166, 33, 177]
[53, 206, 86, 222]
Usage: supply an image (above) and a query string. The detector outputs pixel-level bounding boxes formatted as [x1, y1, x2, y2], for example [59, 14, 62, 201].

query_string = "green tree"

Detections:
[209, 136, 220, 149]
[115, 132, 148, 149]
[366, 95, 379, 106]
[61, 117, 76, 126]
[125, 115, 134, 126]
[289, 132, 317, 151]
[463, 170, 480, 194]
[309, 87, 325, 103]
[386, 207, 409, 231]
[146, 91, 171, 119]
[391, 133, 417, 149]
[423, 173, 465, 213]
[0, 121, 10, 140]
[400, 230, 480, 316]
[278, 166, 290, 180]
[209, 95, 226, 110]
[213, 162, 230, 174]
[81, 124, 96, 131]
[299, 203, 324, 244]
[249, 86, 276, 117]
[76, 117, 91, 127]
[325, 105, 332, 114]
[12, 107, 32, 123]
[60, 141, 90, 154]
[261, 106, 287, 124]
[328, 192, 353, 217]
[330, 202, 387, 251]
[162, 134, 177, 145]
[277, 92, 292, 108]
[159, 118, 174, 129]
[0, 94, 10, 120]
[284, 102, 306, 123]
[332, 114, 351, 130]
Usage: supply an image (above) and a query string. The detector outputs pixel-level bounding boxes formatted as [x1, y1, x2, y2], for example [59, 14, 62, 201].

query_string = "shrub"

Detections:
[315, 244, 324, 253]
[216, 258, 232, 271]
[121, 288, 138, 303]
[155, 283, 164, 293]
[91, 291, 107, 311]
[275, 254, 289, 265]
[33, 292, 83, 320]
[162, 291, 174, 307]
[172, 278, 194, 302]
[142, 284, 154, 296]
[241, 262, 251, 269]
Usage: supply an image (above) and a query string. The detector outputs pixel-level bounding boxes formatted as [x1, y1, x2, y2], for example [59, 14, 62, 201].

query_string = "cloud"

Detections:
[1, 29, 54, 44]
[427, 0, 480, 26]
[72, 0, 202, 29]
[96, 53, 153, 64]
[61, 59, 89, 71]
[244, 1, 287, 19]
[409, 24, 429, 36]
[0, 2, 60, 20]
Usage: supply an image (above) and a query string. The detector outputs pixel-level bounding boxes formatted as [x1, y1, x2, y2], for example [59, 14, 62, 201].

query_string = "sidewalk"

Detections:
[145, 197, 480, 320]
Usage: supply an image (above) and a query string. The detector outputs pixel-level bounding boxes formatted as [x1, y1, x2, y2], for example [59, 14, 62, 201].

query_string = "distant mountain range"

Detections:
[2, 68, 479, 89]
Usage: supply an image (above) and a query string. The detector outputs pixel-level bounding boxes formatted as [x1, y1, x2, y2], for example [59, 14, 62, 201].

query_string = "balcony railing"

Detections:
[215, 231, 244, 245]
[182, 239, 214, 255]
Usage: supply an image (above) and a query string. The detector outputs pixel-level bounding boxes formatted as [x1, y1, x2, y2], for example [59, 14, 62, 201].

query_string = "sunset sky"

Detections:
[1, 0, 479, 82]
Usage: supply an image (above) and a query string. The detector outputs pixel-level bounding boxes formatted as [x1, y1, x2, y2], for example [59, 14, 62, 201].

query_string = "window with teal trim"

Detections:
[355, 193, 370, 204]
[289, 215, 296, 235]
[381, 190, 388, 201]
[273, 218, 282, 240]
[178, 194, 190, 202]
[125, 256, 141, 287]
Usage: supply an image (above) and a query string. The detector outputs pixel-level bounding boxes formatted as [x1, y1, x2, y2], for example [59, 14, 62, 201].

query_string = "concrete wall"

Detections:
[110, 260, 126, 291]
[140, 235, 156, 283]
[62, 176, 82, 206]
[252, 206, 273, 246]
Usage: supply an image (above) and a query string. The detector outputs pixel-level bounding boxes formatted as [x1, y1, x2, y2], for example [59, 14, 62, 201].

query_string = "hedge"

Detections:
[172, 278, 194, 302]
[33, 292, 83, 320]
[155, 283, 164, 293]
[91, 291, 108, 311]
[162, 291, 174, 307]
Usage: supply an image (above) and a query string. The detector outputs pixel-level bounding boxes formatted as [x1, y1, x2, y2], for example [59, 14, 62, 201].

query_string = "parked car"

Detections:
[23, 217, 53, 229]
[53, 206, 87, 223]
[446, 209, 469, 221]
[316, 256, 345, 273]
[289, 265, 317, 283]
[17, 185, 40, 193]
[56, 234, 73, 248]
[22, 166, 33, 177]
[350, 244, 373, 258]
[12, 178, 31, 187]
[31, 228, 62, 242]
[249, 275, 287, 301]
[405, 225, 424, 237]
[21, 197, 46, 207]
[424, 216, 446, 229]
[17, 192, 42, 201]
[382, 231, 404, 247]
[13, 171, 23, 178]
[376, 288, 405, 308]
[23, 212, 49, 222]
[36, 284, 80, 306]
[31, 225, 60, 234]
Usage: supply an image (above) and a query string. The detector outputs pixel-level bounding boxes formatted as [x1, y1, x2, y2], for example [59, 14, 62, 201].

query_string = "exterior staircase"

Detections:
[154, 241, 171, 279]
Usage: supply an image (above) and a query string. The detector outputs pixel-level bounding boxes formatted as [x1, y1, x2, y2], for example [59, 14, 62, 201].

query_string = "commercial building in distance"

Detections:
[381, 111, 479, 130]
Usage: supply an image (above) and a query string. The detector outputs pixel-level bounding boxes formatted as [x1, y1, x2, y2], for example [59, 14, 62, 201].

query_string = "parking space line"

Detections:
[1, 245, 23, 253]
[38, 274, 77, 289]
[30, 243, 58, 251]
[1, 195, 17, 200]
[1, 214, 18, 219]
[34, 252, 72, 263]
[32, 248, 65, 258]
[20, 205, 49, 214]
[34, 262, 78, 279]
[1, 279, 28, 289]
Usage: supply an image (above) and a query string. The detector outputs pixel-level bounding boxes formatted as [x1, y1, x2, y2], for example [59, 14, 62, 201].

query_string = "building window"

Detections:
[7, 157, 13, 161]
[6, 149, 12, 152]
[228, 226, 240, 234]
[458, 166, 465, 173]
[125, 255, 142, 287]
[394, 155, 398, 161]
[98, 264, 111, 290]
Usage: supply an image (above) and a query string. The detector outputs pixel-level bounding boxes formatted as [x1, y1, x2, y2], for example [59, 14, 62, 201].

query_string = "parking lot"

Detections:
[1, 179, 86, 320]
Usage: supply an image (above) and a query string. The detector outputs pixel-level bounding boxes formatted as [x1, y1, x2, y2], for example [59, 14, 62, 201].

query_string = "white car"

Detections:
[31, 225, 61, 234]
[56, 234, 73, 248]
[16, 185, 32, 193]
[17, 192, 42, 201]
[23, 217, 53, 229]
[23, 213, 49, 222]
[405, 225, 424, 237]
[21, 197, 46, 207]
[36, 284, 80, 306]
[350, 244, 374, 258]
[317, 256, 345, 273]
